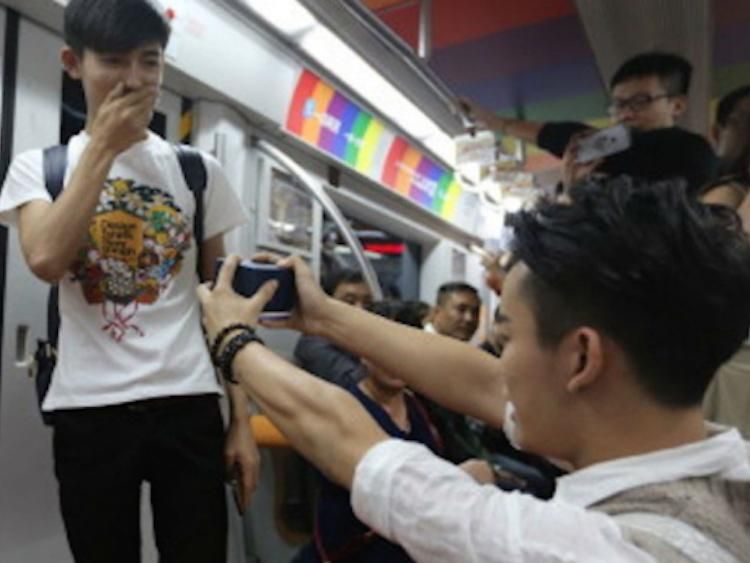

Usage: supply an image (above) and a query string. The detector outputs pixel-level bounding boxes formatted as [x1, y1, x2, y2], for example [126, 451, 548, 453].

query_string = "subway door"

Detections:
[0, 15, 72, 563]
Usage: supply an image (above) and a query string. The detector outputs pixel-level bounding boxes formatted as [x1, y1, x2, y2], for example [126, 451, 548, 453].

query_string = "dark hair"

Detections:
[64, 0, 171, 55]
[322, 268, 365, 296]
[610, 52, 692, 95]
[597, 127, 718, 196]
[510, 176, 750, 407]
[436, 282, 479, 306]
[397, 300, 431, 327]
[368, 299, 424, 329]
[716, 85, 750, 127]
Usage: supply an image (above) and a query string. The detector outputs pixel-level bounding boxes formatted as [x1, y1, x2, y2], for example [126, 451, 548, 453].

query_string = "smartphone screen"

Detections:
[575, 125, 631, 164]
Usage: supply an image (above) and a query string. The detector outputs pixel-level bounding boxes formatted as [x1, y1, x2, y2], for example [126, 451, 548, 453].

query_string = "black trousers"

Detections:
[52, 395, 228, 563]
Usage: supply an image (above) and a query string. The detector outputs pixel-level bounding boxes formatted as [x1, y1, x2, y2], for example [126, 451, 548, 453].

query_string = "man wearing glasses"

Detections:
[604, 52, 691, 130]
[462, 52, 716, 194]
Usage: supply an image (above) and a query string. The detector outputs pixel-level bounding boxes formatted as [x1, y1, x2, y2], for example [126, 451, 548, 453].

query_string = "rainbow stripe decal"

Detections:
[286, 69, 462, 220]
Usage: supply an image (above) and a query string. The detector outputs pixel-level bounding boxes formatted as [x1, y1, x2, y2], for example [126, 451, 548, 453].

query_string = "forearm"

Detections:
[21, 141, 117, 281]
[233, 342, 387, 487]
[315, 300, 506, 427]
[227, 382, 251, 424]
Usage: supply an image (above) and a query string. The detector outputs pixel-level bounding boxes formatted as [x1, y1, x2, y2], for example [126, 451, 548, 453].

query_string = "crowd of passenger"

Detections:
[274, 50, 750, 562]
[265, 51, 750, 562]
[1, 0, 748, 561]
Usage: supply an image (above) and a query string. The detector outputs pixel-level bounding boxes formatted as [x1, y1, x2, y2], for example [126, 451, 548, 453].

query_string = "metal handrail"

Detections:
[253, 138, 383, 300]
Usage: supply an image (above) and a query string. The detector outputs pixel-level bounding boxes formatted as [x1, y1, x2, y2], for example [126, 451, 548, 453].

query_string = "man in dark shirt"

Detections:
[294, 269, 373, 387]
[462, 51, 716, 194]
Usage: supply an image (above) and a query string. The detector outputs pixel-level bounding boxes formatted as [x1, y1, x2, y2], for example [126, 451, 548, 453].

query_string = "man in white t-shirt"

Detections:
[0, 1, 258, 561]
[199, 177, 750, 562]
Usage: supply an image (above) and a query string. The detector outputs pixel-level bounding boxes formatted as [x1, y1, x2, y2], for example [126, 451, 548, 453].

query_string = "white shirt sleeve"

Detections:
[0, 149, 49, 228]
[351, 440, 656, 563]
[201, 152, 249, 240]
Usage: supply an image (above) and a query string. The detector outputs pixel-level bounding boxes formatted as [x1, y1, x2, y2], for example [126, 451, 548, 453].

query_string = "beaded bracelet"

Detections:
[218, 329, 265, 384]
[210, 323, 254, 365]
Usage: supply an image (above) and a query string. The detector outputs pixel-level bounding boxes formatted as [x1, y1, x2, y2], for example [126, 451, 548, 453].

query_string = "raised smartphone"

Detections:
[215, 258, 296, 318]
[575, 124, 631, 164]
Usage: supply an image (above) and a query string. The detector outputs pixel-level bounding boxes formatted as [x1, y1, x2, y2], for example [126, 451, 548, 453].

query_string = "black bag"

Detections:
[35, 143, 207, 425]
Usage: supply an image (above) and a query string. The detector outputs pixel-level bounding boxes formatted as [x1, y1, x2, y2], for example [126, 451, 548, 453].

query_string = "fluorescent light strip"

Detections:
[241, 0, 456, 166]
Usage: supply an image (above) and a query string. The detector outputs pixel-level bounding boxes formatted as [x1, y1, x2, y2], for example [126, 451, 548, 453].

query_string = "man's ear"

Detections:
[61, 46, 82, 80]
[671, 95, 688, 118]
[563, 328, 604, 393]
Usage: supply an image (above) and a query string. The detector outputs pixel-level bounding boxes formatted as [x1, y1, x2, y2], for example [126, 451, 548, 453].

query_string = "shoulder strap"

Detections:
[42, 145, 68, 199]
[172, 144, 207, 280]
[42, 145, 68, 345]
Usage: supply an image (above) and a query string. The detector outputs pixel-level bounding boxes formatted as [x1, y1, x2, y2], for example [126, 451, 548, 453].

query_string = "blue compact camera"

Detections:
[215, 259, 296, 319]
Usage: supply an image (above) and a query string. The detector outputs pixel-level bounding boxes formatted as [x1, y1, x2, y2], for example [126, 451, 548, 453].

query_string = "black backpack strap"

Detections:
[42, 145, 68, 200]
[42, 145, 68, 346]
[173, 144, 207, 280]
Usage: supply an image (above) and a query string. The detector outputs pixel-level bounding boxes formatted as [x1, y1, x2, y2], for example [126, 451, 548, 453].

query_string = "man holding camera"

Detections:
[199, 176, 750, 562]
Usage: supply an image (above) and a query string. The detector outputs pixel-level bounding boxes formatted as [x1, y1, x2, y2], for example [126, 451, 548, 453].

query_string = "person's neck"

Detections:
[360, 377, 402, 405]
[571, 404, 707, 470]
[359, 378, 408, 429]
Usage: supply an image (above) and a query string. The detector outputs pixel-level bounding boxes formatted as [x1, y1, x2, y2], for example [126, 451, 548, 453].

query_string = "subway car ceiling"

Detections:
[360, 0, 747, 170]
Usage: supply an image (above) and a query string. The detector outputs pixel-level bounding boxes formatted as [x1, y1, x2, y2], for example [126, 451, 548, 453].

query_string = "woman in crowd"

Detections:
[701, 85, 750, 210]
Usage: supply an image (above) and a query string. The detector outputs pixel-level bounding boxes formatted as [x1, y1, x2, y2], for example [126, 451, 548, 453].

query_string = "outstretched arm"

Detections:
[459, 98, 545, 145]
[266, 255, 507, 428]
[198, 256, 387, 488]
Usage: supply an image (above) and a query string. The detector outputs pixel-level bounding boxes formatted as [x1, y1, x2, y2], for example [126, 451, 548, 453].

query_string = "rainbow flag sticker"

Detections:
[286, 69, 462, 220]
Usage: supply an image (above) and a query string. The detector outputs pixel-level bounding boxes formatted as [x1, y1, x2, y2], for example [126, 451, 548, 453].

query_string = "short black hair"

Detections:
[396, 300, 431, 328]
[322, 268, 365, 296]
[64, 0, 171, 55]
[368, 299, 424, 329]
[436, 282, 479, 306]
[597, 127, 718, 196]
[610, 52, 692, 95]
[510, 176, 750, 408]
[716, 84, 750, 127]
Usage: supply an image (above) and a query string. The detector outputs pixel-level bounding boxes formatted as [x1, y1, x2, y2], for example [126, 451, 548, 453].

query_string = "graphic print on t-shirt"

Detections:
[70, 178, 192, 341]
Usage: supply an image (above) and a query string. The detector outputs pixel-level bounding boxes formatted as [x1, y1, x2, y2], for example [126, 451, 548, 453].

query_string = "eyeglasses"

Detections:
[607, 93, 672, 115]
